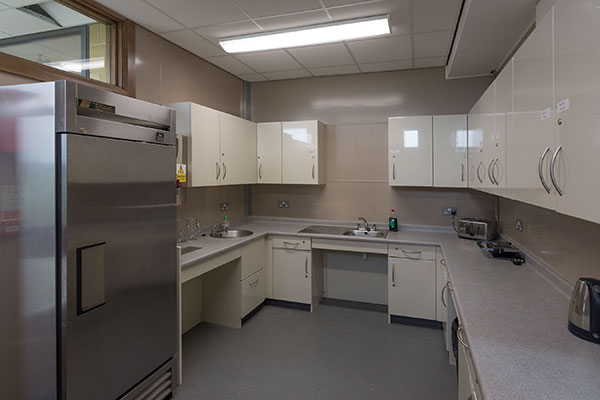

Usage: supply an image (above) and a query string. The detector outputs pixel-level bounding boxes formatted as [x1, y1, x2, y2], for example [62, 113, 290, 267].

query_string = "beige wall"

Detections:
[135, 26, 247, 226]
[0, 71, 37, 85]
[500, 198, 600, 284]
[251, 68, 495, 225]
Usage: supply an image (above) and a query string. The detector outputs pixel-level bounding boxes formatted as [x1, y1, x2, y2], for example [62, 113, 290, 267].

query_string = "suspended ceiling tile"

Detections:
[0, 0, 44, 6]
[238, 72, 267, 82]
[40, 2, 95, 27]
[359, 59, 412, 73]
[414, 30, 452, 59]
[146, 0, 247, 29]
[235, 49, 302, 72]
[0, 9, 60, 36]
[235, 0, 322, 19]
[206, 55, 255, 74]
[263, 69, 311, 80]
[288, 43, 354, 68]
[194, 20, 261, 45]
[414, 56, 446, 69]
[309, 64, 359, 76]
[347, 35, 411, 63]
[413, 0, 462, 33]
[162, 30, 226, 58]
[328, 0, 411, 36]
[95, 0, 184, 33]
[254, 9, 329, 31]
[322, 0, 366, 6]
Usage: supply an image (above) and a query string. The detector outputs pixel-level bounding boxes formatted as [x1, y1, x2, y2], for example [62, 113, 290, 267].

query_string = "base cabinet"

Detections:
[273, 248, 312, 304]
[241, 268, 265, 318]
[388, 256, 436, 320]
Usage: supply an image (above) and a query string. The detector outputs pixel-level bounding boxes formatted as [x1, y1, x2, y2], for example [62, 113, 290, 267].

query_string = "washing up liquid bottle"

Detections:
[389, 209, 398, 232]
[222, 215, 230, 231]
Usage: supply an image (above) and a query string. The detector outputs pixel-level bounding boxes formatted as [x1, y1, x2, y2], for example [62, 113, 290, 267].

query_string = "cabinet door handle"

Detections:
[550, 145, 563, 196]
[304, 257, 308, 278]
[216, 162, 220, 180]
[222, 162, 227, 180]
[538, 147, 552, 194]
[391, 264, 395, 286]
[461, 163, 465, 182]
[476, 161, 484, 183]
[312, 164, 315, 180]
[492, 158, 500, 185]
[259, 163, 263, 180]
[487, 159, 496, 185]
[392, 162, 396, 180]
[249, 278, 260, 287]
[457, 325, 469, 349]
[440, 258, 446, 267]
[441, 281, 449, 308]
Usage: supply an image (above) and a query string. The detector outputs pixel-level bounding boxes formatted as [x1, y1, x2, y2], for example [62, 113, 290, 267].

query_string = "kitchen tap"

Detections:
[358, 217, 370, 231]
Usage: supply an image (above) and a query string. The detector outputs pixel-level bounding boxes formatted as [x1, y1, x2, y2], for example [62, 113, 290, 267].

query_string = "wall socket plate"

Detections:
[442, 207, 457, 216]
[516, 219, 524, 232]
[220, 202, 229, 212]
[278, 200, 290, 208]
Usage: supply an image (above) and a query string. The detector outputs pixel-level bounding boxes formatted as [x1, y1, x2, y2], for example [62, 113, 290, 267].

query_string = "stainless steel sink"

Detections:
[209, 229, 254, 239]
[181, 246, 202, 255]
[343, 229, 388, 238]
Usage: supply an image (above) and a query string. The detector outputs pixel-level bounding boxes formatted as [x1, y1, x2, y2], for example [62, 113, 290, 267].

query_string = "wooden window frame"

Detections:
[0, 0, 136, 97]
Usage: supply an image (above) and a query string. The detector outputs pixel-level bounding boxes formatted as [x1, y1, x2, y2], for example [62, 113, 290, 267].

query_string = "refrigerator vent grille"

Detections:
[132, 370, 172, 400]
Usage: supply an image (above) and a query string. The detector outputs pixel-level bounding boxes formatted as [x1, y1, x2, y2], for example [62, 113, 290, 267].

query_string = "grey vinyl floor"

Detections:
[174, 304, 457, 400]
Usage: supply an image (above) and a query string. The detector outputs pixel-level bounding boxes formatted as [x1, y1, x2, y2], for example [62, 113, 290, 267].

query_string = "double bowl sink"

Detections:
[298, 225, 388, 238]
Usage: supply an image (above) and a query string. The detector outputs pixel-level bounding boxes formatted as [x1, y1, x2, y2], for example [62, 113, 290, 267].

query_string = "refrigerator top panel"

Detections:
[55, 80, 176, 146]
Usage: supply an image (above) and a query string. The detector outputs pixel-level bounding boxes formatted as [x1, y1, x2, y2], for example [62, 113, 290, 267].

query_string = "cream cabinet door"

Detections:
[493, 59, 514, 199]
[182, 103, 221, 187]
[273, 249, 312, 304]
[433, 115, 468, 187]
[219, 112, 257, 185]
[468, 98, 485, 189]
[554, 0, 600, 224]
[282, 121, 322, 184]
[388, 116, 433, 186]
[513, 9, 556, 210]
[257, 122, 282, 184]
[388, 257, 436, 320]
[480, 83, 497, 193]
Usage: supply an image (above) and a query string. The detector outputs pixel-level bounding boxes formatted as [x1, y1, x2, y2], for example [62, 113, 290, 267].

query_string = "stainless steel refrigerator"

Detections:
[0, 81, 178, 400]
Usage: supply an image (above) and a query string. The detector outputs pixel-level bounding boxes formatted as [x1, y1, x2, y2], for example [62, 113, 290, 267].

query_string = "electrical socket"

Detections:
[278, 200, 290, 208]
[220, 202, 229, 212]
[442, 207, 457, 216]
[516, 219, 524, 232]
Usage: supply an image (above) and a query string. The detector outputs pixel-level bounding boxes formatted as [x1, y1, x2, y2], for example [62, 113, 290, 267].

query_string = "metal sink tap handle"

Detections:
[358, 217, 370, 231]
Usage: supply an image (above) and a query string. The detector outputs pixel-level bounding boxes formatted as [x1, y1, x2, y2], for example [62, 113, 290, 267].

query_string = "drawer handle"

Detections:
[457, 325, 469, 349]
[249, 278, 260, 287]
[283, 241, 300, 247]
[401, 249, 422, 256]
[440, 258, 446, 267]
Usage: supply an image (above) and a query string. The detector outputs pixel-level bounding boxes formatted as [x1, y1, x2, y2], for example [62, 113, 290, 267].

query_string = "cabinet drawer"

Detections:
[241, 268, 265, 318]
[241, 238, 265, 280]
[388, 244, 436, 260]
[272, 237, 311, 250]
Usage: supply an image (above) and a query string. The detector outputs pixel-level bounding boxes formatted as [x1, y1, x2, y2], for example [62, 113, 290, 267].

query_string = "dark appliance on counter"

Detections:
[0, 81, 178, 399]
[457, 218, 497, 241]
[477, 240, 526, 265]
[568, 278, 600, 344]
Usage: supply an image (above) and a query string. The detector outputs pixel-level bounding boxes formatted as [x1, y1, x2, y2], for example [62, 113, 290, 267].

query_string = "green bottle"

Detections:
[389, 209, 398, 232]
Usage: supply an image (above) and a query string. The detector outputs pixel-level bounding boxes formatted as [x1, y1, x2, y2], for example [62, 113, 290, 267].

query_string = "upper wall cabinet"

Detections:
[493, 59, 514, 199]
[257, 122, 282, 184]
[169, 102, 257, 187]
[282, 121, 325, 185]
[553, 0, 600, 224]
[433, 115, 468, 188]
[513, 9, 556, 210]
[469, 82, 496, 193]
[389, 116, 433, 187]
[219, 112, 257, 185]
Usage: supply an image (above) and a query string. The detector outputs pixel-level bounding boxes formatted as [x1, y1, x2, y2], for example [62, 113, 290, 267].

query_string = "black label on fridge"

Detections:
[78, 99, 116, 114]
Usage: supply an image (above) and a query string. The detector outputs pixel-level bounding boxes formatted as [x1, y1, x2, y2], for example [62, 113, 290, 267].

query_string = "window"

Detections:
[0, 1, 134, 95]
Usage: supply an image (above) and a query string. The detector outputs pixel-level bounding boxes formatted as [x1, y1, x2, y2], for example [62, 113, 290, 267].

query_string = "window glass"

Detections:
[0, 1, 112, 83]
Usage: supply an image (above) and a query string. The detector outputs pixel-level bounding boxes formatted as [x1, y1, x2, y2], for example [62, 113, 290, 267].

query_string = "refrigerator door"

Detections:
[0, 83, 57, 399]
[58, 133, 177, 400]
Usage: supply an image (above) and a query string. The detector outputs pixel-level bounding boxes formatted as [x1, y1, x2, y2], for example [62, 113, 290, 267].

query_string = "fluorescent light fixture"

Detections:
[220, 15, 390, 53]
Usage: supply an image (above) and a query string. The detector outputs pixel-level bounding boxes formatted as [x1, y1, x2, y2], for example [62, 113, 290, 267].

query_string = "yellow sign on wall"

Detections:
[176, 164, 187, 183]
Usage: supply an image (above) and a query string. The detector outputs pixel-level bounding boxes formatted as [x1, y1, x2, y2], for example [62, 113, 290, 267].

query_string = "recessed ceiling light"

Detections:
[219, 15, 390, 53]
